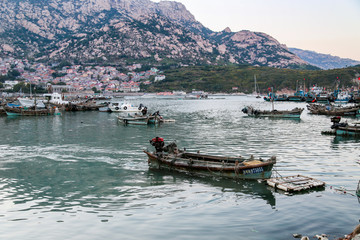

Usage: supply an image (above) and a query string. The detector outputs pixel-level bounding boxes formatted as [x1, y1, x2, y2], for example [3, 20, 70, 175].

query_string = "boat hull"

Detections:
[307, 104, 360, 116]
[4, 107, 59, 116]
[118, 115, 160, 125]
[336, 127, 360, 136]
[252, 112, 302, 118]
[242, 106, 303, 119]
[144, 151, 276, 180]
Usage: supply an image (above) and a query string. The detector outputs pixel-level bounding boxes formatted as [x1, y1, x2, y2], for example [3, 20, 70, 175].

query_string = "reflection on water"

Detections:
[147, 169, 276, 208]
[0, 96, 359, 240]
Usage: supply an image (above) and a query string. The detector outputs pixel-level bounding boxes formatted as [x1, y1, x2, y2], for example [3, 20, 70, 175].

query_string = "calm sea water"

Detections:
[0, 96, 359, 240]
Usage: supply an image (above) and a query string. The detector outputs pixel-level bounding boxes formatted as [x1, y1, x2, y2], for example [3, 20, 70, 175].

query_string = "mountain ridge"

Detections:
[0, 0, 311, 69]
[289, 48, 360, 70]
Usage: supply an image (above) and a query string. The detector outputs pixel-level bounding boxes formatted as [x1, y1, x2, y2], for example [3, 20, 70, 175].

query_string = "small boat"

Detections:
[334, 90, 351, 104]
[144, 140, 276, 180]
[4, 106, 61, 116]
[307, 103, 360, 116]
[263, 94, 288, 101]
[108, 102, 146, 113]
[316, 91, 333, 103]
[118, 114, 161, 125]
[288, 90, 305, 102]
[118, 111, 164, 125]
[287, 80, 306, 102]
[327, 116, 360, 137]
[242, 106, 304, 118]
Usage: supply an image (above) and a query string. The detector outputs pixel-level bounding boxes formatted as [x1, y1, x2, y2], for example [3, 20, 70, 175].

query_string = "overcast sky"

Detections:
[153, 0, 360, 61]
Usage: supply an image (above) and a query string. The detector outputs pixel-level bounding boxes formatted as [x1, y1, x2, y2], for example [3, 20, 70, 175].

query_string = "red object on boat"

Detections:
[152, 137, 164, 142]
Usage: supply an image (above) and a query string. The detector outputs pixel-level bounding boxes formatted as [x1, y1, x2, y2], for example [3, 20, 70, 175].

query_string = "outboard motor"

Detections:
[163, 142, 178, 154]
[331, 116, 341, 124]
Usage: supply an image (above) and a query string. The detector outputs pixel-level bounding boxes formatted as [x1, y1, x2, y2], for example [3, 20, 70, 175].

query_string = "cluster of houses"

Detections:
[0, 57, 166, 94]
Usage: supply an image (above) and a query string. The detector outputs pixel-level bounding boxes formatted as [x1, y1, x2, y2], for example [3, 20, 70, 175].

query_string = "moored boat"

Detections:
[108, 102, 146, 113]
[144, 139, 276, 180]
[328, 116, 360, 137]
[287, 90, 305, 102]
[242, 106, 304, 118]
[264, 94, 288, 101]
[316, 91, 333, 103]
[118, 114, 161, 125]
[4, 105, 60, 116]
[307, 103, 360, 116]
[334, 90, 351, 104]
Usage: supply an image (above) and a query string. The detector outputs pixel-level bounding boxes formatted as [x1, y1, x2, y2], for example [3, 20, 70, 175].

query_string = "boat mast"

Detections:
[254, 75, 257, 95]
[34, 86, 37, 110]
[271, 87, 274, 111]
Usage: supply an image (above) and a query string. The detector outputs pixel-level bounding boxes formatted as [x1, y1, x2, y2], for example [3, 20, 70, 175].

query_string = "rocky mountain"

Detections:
[0, 0, 311, 68]
[289, 48, 360, 70]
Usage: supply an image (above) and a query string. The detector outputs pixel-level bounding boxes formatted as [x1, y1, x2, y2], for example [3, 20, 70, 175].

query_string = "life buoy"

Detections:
[123, 106, 127, 110]
[115, 107, 119, 110]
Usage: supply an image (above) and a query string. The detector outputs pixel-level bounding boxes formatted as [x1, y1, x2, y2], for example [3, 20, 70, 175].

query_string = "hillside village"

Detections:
[0, 57, 166, 95]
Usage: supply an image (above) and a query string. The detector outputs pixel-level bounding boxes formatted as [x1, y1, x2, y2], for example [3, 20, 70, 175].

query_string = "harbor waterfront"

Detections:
[0, 96, 359, 240]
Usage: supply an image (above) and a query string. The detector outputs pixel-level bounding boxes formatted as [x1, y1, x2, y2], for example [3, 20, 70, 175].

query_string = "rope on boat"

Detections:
[272, 167, 283, 179]
[234, 161, 240, 176]
[206, 161, 217, 175]
[330, 185, 358, 196]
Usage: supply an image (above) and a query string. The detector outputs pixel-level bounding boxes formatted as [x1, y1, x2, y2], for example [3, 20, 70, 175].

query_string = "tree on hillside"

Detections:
[13, 82, 28, 93]
[7, 69, 21, 80]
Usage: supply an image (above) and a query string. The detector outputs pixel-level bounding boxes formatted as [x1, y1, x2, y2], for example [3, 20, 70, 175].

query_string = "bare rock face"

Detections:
[0, 0, 311, 68]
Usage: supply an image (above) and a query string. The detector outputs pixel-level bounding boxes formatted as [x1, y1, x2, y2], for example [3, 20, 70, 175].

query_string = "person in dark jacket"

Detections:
[150, 137, 164, 156]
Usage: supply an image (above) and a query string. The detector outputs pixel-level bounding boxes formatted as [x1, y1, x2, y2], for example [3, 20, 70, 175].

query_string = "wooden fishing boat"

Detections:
[118, 114, 161, 125]
[263, 94, 288, 101]
[307, 103, 360, 116]
[4, 106, 60, 116]
[242, 106, 304, 118]
[144, 142, 276, 180]
[328, 116, 360, 137]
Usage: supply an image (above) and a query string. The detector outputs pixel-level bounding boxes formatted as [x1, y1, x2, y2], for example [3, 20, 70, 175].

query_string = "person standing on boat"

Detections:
[141, 107, 147, 116]
[150, 137, 164, 156]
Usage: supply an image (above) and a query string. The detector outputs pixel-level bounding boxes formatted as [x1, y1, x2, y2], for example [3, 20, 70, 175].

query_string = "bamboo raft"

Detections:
[266, 175, 325, 192]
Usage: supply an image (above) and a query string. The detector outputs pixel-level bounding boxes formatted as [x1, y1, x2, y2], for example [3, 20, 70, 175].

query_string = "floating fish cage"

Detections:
[266, 175, 325, 192]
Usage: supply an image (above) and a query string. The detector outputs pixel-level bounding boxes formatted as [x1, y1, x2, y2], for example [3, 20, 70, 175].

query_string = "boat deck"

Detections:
[266, 175, 325, 192]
